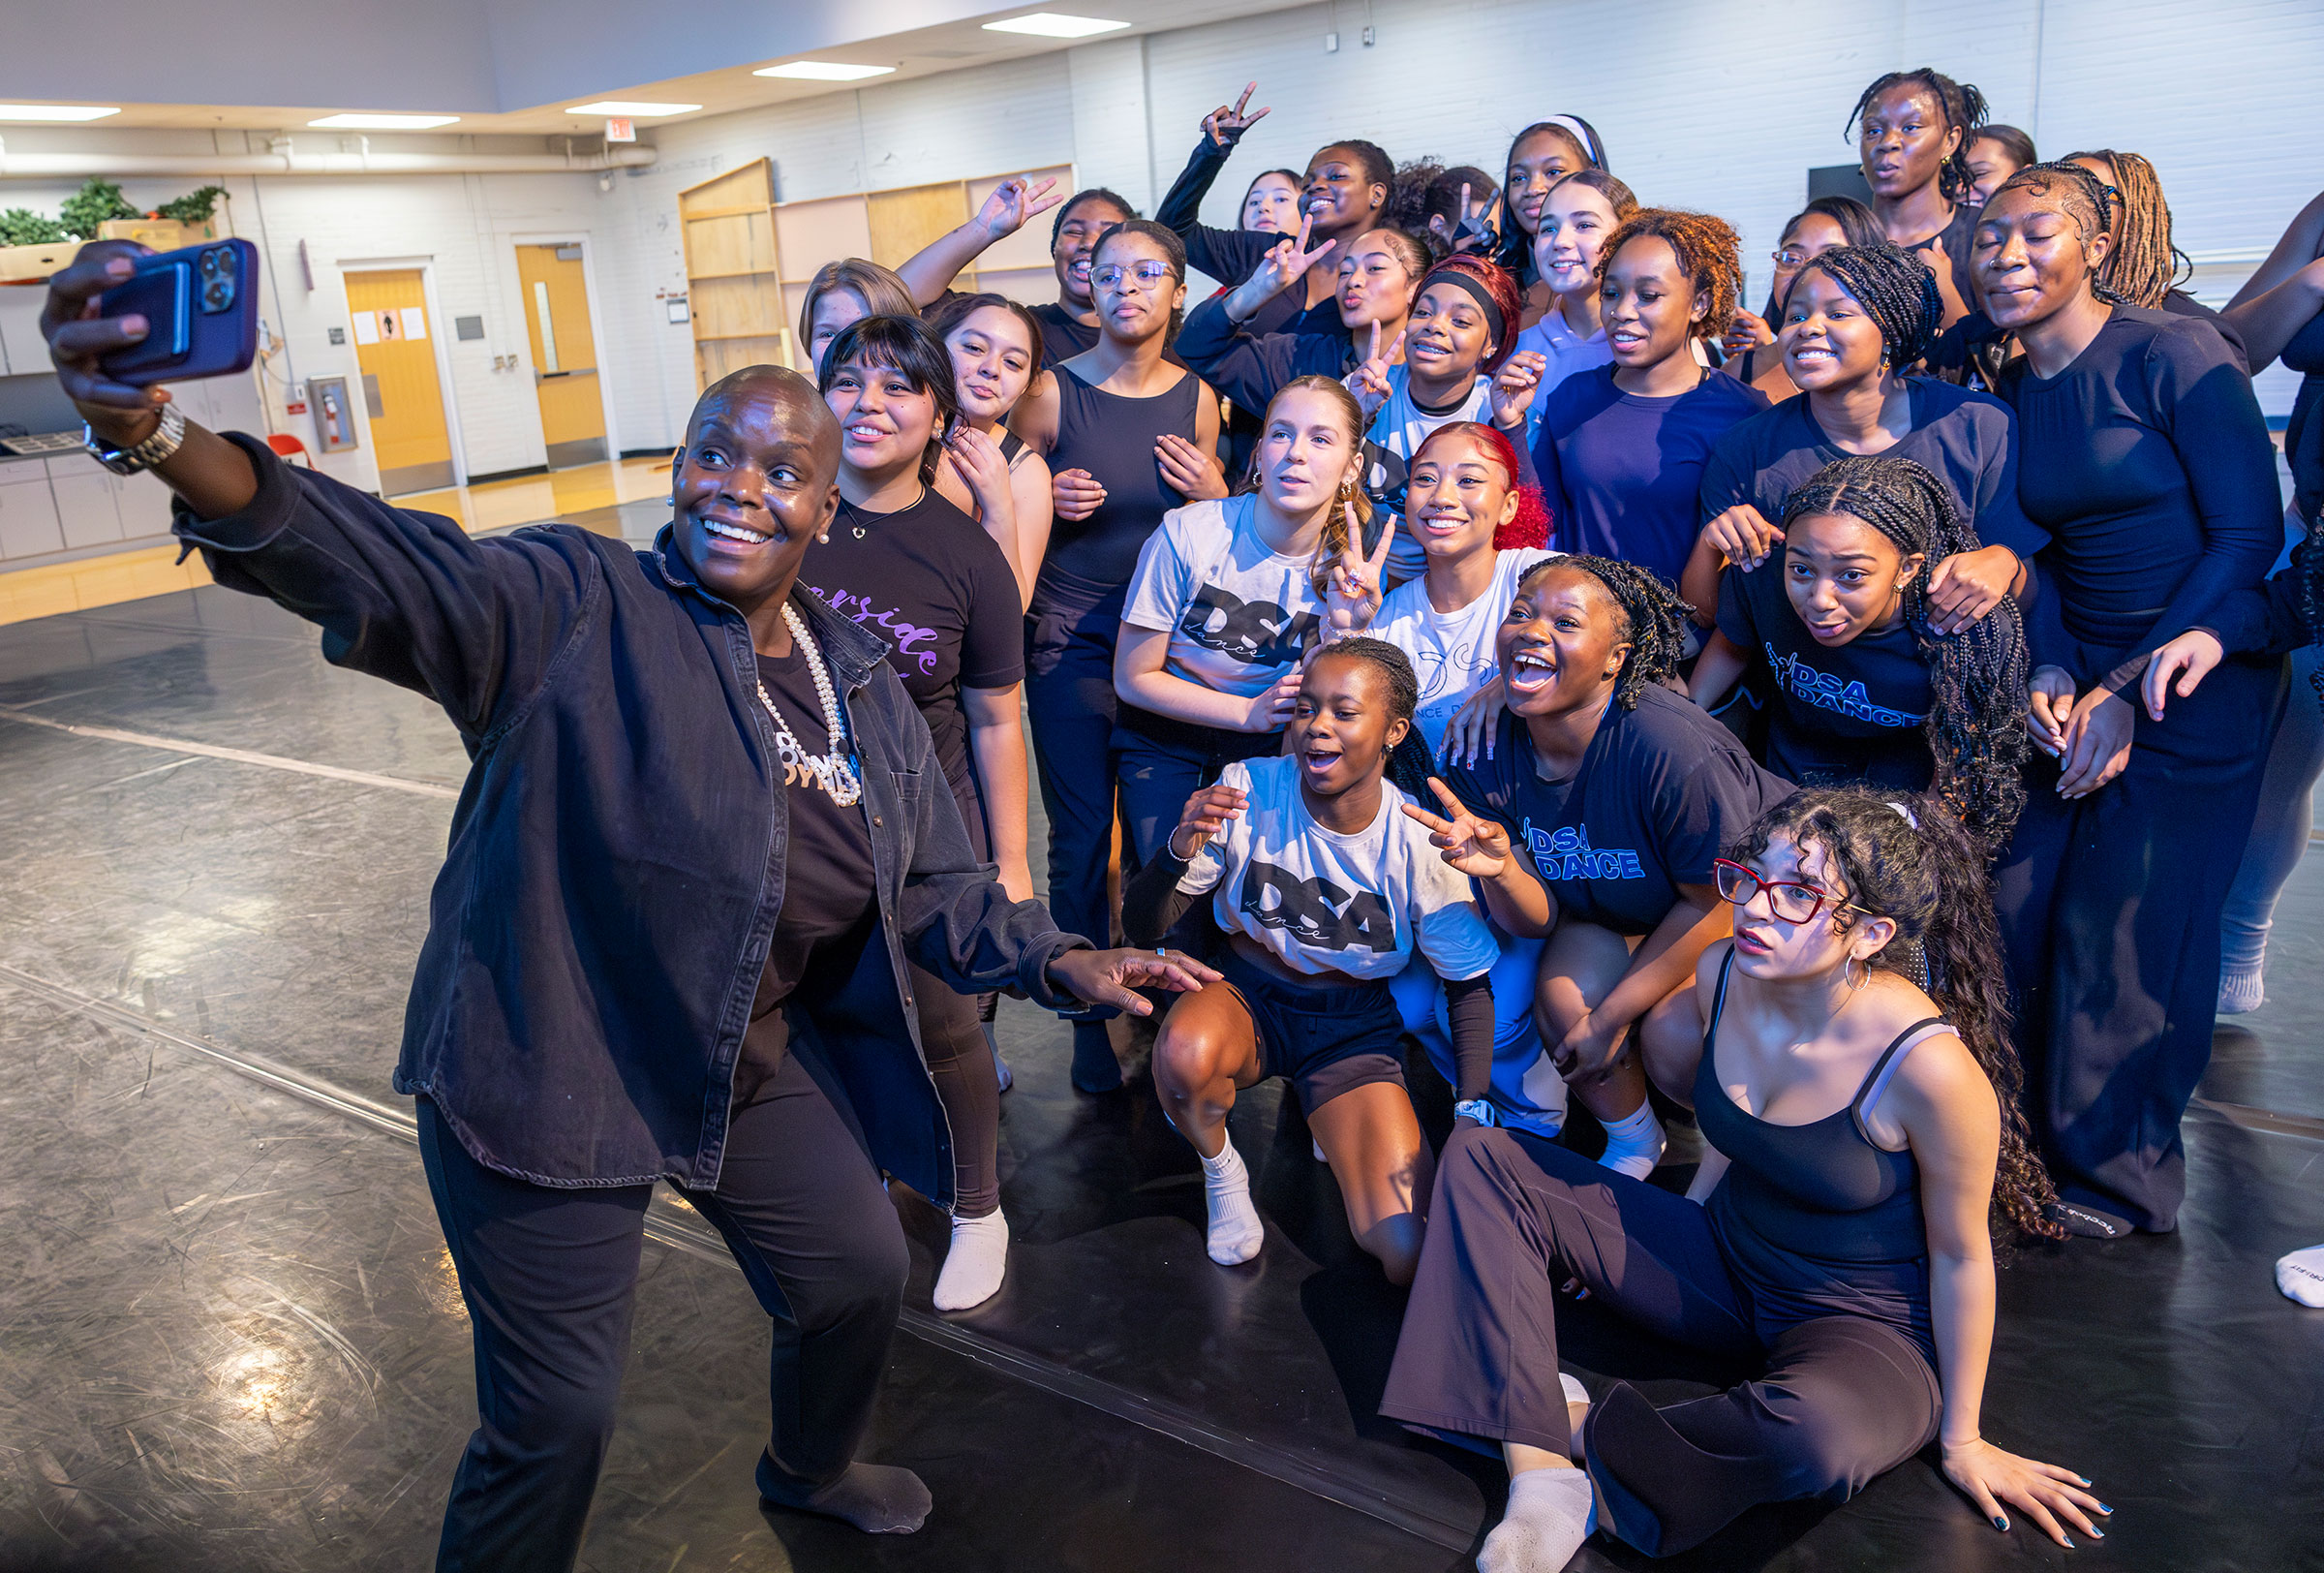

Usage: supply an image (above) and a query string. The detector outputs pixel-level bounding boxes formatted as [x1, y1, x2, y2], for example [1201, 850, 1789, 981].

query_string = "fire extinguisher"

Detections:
[321, 387, 345, 447]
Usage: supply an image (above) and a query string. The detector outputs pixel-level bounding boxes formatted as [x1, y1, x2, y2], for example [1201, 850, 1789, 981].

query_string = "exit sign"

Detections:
[604, 117, 635, 143]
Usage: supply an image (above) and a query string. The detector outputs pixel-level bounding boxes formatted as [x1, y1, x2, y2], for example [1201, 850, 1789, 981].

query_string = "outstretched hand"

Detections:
[1324, 504, 1394, 631]
[1941, 1438, 2107, 1549]
[1203, 82, 1270, 146]
[1047, 946, 1222, 1016]
[1345, 318, 1406, 417]
[972, 176, 1063, 241]
[1400, 777, 1512, 879]
[1438, 675, 1508, 768]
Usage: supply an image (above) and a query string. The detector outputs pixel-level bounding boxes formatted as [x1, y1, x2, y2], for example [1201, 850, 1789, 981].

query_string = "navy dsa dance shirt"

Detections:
[1533, 365, 1770, 586]
[1697, 378, 2047, 564]
[1443, 684, 1784, 934]
[1718, 558, 1935, 789]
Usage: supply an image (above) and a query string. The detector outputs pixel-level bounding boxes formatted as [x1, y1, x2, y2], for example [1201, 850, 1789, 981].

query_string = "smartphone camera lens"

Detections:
[199, 246, 238, 314]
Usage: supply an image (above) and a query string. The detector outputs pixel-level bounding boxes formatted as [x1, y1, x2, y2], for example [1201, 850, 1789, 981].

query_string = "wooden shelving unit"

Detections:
[680, 160, 1073, 391]
[679, 160, 788, 390]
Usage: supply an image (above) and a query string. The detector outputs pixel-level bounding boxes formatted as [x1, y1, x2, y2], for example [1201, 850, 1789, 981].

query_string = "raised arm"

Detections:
[897, 176, 1063, 306]
[46, 243, 589, 739]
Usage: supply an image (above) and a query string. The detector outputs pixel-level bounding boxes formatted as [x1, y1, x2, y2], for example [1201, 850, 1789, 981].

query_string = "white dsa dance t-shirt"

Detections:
[1122, 496, 1327, 697]
[1362, 365, 1494, 588]
[1177, 755, 1500, 983]
[1372, 546, 1559, 753]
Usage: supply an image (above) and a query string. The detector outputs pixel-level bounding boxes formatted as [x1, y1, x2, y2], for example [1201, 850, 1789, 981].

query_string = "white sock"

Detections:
[933, 1209, 1010, 1311]
[2278, 1243, 2324, 1308]
[1597, 1104, 1666, 1180]
[1199, 1140, 1265, 1265]
[2217, 963, 2265, 1016]
[1478, 1465, 1595, 1573]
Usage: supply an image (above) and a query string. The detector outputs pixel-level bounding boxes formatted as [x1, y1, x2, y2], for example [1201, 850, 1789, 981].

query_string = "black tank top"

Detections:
[1693, 949, 1940, 1355]
[1042, 364, 1203, 587]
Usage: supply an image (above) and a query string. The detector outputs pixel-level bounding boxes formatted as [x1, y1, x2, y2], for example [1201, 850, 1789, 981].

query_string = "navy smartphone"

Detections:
[97, 238, 260, 386]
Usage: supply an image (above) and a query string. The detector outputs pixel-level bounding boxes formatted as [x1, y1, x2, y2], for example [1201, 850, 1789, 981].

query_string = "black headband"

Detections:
[1426, 270, 1505, 347]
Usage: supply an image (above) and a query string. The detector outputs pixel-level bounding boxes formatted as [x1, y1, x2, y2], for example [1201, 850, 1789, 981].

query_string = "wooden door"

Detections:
[515, 244, 608, 468]
[345, 269, 453, 495]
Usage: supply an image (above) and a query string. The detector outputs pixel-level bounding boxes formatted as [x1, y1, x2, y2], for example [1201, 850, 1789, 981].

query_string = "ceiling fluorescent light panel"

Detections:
[0, 104, 121, 122]
[308, 113, 461, 129]
[566, 101, 701, 117]
[755, 62, 895, 80]
[982, 13, 1130, 37]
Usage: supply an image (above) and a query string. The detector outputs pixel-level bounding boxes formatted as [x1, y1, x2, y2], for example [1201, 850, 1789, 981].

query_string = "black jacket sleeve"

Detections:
[1156, 132, 1274, 285]
[1176, 295, 1350, 417]
[173, 432, 594, 741]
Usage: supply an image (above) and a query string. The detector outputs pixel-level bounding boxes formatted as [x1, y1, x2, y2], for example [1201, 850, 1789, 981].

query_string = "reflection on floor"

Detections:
[0, 457, 675, 631]
[394, 453, 674, 535]
[0, 577, 2319, 1572]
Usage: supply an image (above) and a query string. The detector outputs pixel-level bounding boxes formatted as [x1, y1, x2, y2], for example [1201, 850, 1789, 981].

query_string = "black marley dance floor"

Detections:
[1, 504, 2319, 1571]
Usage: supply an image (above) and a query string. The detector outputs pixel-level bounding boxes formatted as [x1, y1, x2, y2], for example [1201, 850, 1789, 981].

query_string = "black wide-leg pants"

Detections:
[1994, 656, 2279, 1232]
[416, 1045, 909, 1573]
[1381, 1127, 1941, 1558]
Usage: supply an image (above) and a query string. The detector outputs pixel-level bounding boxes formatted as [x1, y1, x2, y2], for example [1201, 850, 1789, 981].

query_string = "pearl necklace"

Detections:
[754, 603, 863, 806]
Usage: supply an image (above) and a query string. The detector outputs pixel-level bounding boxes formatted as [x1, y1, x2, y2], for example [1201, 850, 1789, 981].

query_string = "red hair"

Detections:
[1415, 256, 1524, 373]
[1414, 421, 1550, 549]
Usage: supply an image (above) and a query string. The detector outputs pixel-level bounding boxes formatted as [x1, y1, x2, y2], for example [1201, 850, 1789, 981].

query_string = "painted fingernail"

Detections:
[1993, 1515, 2009, 1531]
[2089, 1528, 2104, 1539]
[2062, 1536, 2075, 1549]
[2096, 1502, 2111, 1514]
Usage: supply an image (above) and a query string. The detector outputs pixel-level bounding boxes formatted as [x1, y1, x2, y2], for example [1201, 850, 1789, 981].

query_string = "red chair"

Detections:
[265, 432, 315, 467]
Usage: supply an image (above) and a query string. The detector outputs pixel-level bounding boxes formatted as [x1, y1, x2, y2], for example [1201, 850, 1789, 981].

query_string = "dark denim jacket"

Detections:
[176, 435, 1090, 1203]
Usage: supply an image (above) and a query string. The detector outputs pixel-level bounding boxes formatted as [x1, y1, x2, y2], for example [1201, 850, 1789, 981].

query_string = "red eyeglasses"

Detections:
[1713, 857, 1860, 924]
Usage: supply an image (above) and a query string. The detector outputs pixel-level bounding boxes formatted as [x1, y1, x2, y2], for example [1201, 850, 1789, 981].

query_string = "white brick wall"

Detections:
[5, 0, 2316, 509]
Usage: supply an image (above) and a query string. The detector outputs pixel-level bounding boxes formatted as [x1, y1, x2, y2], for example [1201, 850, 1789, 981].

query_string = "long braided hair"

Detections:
[1514, 555, 1693, 710]
[1848, 68, 1990, 205]
[2063, 149, 2187, 309]
[1726, 787, 2064, 1243]
[1789, 240, 1944, 369]
[1988, 162, 2129, 305]
[1780, 457, 2030, 852]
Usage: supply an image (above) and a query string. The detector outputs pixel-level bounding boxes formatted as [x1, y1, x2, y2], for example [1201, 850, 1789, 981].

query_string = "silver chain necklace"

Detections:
[754, 603, 863, 806]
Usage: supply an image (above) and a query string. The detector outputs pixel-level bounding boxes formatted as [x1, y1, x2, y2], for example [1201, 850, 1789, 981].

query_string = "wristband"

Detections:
[1453, 1097, 1499, 1127]
[1165, 826, 1201, 863]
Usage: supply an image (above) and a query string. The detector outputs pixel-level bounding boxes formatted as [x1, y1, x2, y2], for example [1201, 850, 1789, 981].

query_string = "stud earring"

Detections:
[663, 494, 674, 505]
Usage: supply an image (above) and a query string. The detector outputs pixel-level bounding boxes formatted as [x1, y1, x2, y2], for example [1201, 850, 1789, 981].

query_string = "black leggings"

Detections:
[416, 1045, 908, 1573]
[1381, 1127, 1941, 1558]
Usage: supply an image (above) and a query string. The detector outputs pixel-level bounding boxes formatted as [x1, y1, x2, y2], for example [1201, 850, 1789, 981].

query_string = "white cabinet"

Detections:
[0, 290, 47, 377]
[114, 471, 174, 539]
[0, 467, 63, 558]
[50, 465, 122, 550]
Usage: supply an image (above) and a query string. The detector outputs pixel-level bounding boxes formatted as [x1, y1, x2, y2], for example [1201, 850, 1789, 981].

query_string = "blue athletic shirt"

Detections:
[1441, 684, 1788, 934]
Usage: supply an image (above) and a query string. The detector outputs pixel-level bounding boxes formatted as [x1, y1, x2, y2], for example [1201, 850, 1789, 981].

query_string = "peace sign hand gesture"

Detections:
[1426, 183, 1499, 257]
[971, 176, 1063, 242]
[1255, 212, 1338, 300]
[1344, 318, 1405, 418]
[1400, 777, 1513, 880]
[1203, 82, 1271, 147]
[1324, 504, 1394, 632]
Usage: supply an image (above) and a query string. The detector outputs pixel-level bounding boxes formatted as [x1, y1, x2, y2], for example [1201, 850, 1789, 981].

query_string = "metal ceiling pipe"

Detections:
[0, 144, 658, 178]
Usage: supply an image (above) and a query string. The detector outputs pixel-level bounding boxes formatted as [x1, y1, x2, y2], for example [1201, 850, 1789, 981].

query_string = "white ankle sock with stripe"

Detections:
[1598, 1104, 1666, 1180]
